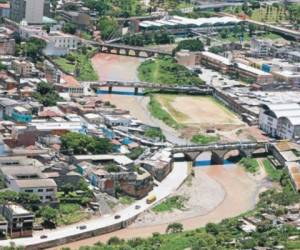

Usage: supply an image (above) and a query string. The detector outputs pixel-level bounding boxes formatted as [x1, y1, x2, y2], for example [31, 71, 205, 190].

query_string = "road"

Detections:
[0, 162, 188, 248]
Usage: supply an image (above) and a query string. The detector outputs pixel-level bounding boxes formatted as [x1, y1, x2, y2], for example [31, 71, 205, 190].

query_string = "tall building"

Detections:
[10, 0, 44, 24]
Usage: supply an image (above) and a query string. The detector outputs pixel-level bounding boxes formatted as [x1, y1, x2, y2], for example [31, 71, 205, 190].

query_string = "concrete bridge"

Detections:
[87, 81, 213, 95]
[172, 141, 269, 164]
[94, 42, 172, 58]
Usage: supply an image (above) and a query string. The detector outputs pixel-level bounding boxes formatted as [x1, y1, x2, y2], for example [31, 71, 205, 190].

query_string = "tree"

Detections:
[205, 223, 220, 235]
[60, 132, 113, 155]
[41, 206, 58, 226]
[33, 82, 62, 106]
[166, 222, 183, 233]
[174, 39, 204, 54]
[107, 236, 123, 245]
[97, 16, 120, 40]
[25, 37, 46, 60]
[62, 23, 77, 35]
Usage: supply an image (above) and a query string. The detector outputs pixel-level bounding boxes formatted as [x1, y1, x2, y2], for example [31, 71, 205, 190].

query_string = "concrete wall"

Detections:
[24, 216, 138, 249]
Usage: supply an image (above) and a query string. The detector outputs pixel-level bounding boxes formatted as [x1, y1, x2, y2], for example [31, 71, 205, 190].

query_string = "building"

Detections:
[58, 10, 92, 30]
[250, 37, 272, 58]
[10, 0, 44, 24]
[0, 203, 34, 238]
[287, 51, 300, 63]
[0, 35, 15, 55]
[259, 103, 300, 139]
[0, 3, 10, 18]
[11, 106, 32, 123]
[0, 215, 7, 237]
[11, 60, 34, 77]
[198, 51, 273, 84]
[0, 166, 57, 203]
[42, 31, 79, 56]
[272, 70, 300, 85]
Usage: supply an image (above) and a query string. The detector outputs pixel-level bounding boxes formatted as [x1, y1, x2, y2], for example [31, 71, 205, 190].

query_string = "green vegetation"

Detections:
[17, 37, 46, 61]
[191, 134, 220, 145]
[119, 195, 135, 205]
[263, 159, 283, 182]
[0, 191, 40, 211]
[53, 47, 98, 81]
[97, 16, 120, 40]
[122, 30, 174, 46]
[83, 0, 144, 17]
[61, 132, 113, 155]
[57, 203, 89, 226]
[105, 163, 120, 173]
[152, 196, 186, 213]
[138, 56, 204, 86]
[148, 94, 180, 129]
[144, 127, 166, 141]
[33, 82, 63, 106]
[62, 22, 77, 35]
[150, 0, 193, 11]
[239, 157, 259, 173]
[126, 147, 144, 160]
[174, 39, 204, 53]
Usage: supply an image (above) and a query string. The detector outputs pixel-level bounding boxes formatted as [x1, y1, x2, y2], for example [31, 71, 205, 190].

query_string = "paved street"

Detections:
[0, 162, 188, 248]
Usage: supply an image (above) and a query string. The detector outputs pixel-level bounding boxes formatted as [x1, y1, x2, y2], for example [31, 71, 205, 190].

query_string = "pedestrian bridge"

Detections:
[86, 81, 212, 95]
[172, 141, 269, 164]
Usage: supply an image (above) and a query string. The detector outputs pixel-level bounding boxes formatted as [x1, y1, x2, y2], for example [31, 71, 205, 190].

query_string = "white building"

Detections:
[259, 103, 300, 139]
[0, 166, 57, 203]
[250, 37, 272, 58]
[42, 31, 79, 56]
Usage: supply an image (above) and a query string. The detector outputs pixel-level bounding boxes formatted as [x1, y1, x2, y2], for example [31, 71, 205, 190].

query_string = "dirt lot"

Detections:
[156, 95, 243, 126]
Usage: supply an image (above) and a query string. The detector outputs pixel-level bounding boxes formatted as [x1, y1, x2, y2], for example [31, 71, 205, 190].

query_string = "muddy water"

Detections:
[91, 53, 145, 82]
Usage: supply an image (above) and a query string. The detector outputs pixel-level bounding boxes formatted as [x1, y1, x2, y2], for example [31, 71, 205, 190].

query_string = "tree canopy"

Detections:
[33, 82, 62, 107]
[60, 132, 113, 155]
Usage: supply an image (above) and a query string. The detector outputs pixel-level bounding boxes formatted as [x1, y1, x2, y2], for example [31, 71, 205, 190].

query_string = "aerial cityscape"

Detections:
[0, 0, 299, 249]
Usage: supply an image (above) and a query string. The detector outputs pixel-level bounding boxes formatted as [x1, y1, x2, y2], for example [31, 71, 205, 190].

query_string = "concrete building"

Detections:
[259, 103, 300, 139]
[42, 31, 79, 56]
[250, 37, 272, 58]
[58, 10, 92, 30]
[0, 35, 15, 55]
[11, 60, 34, 77]
[272, 70, 300, 85]
[0, 3, 10, 18]
[10, 0, 44, 24]
[0, 166, 57, 203]
[0, 203, 34, 238]
[198, 51, 273, 84]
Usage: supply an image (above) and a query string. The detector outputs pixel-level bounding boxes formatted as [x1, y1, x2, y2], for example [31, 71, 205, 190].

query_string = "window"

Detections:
[38, 189, 43, 192]
[25, 189, 33, 193]
[46, 188, 54, 192]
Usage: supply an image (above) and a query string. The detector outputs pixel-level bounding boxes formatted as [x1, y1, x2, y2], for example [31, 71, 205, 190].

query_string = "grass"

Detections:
[53, 49, 98, 81]
[152, 196, 186, 213]
[155, 94, 189, 123]
[57, 203, 89, 226]
[119, 195, 135, 205]
[148, 94, 181, 129]
[191, 134, 220, 145]
[239, 157, 259, 173]
[263, 159, 283, 182]
[138, 56, 204, 86]
[251, 6, 288, 23]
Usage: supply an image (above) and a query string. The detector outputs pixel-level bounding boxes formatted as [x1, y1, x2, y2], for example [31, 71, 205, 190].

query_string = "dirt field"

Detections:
[156, 95, 243, 126]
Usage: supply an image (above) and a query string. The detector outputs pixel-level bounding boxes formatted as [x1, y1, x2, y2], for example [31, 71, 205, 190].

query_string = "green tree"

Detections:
[40, 206, 58, 225]
[166, 222, 183, 233]
[97, 16, 120, 40]
[62, 23, 77, 35]
[25, 37, 46, 60]
[33, 82, 62, 106]
[174, 39, 204, 54]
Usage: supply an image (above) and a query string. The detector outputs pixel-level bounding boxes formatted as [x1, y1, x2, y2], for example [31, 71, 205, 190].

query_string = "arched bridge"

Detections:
[86, 81, 213, 95]
[86, 40, 172, 58]
[172, 141, 269, 164]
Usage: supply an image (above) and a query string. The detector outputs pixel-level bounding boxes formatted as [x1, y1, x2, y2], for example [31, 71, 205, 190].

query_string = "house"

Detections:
[259, 103, 300, 139]
[11, 60, 34, 77]
[0, 203, 34, 238]
[42, 31, 79, 56]
[0, 165, 57, 203]
[0, 215, 7, 237]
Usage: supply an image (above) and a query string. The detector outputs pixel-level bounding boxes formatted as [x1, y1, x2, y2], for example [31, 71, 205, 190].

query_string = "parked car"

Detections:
[77, 225, 87, 230]
[114, 214, 121, 219]
[146, 194, 156, 204]
[40, 235, 48, 239]
[135, 205, 141, 210]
